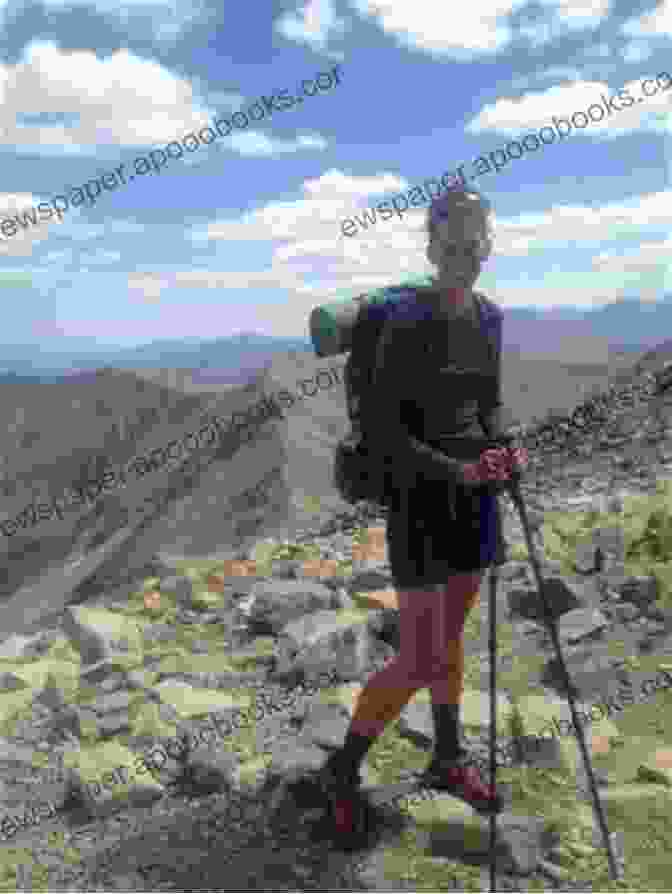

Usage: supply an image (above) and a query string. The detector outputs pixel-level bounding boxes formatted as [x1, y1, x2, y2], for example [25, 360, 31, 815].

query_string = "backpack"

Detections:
[327, 282, 503, 506]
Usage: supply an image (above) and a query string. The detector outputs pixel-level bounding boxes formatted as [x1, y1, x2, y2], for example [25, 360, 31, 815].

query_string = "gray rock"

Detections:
[275, 609, 389, 684]
[270, 560, 303, 578]
[596, 562, 629, 596]
[297, 701, 351, 750]
[538, 858, 570, 883]
[507, 576, 584, 622]
[592, 525, 626, 563]
[498, 815, 552, 874]
[0, 632, 53, 661]
[0, 672, 27, 692]
[35, 678, 67, 711]
[513, 735, 564, 770]
[610, 602, 640, 623]
[142, 623, 179, 644]
[66, 706, 97, 737]
[97, 673, 127, 693]
[330, 587, 355, 610]
[185, 746, 239, 795]
[62, 607, 113, 665]
[157, 575, 193, 605]
[124, 670, 147, 690]
[97, 711, 131, 738]
[246, 580, 334, 635]
[617, 575, 658, 609]
[70, 768, 164, 820]
[90, 690, 132, 715]
[80, 658, 121, 685]
[267, 742, 328, 779]
[573, 541, 598, 574]
[557, 607, 610, 644]
[424, 812, 548, 873]
[189, 639, 210, 654]
[397, 701, 434, 750]
[347, 568, 393, 593]
[541, 641, 620, 700]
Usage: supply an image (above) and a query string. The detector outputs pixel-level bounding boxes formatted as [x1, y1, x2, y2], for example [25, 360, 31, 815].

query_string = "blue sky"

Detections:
[0, 0, 670, 347]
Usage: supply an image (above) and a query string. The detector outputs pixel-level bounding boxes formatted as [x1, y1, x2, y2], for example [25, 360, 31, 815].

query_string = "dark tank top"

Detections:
[366, 287, 502, 489]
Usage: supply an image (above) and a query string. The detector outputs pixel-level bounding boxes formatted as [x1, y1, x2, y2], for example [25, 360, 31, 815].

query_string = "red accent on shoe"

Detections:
[318, 764, 365, 841]
[423, 759, 503, 813]
[334, 799, 357, 836]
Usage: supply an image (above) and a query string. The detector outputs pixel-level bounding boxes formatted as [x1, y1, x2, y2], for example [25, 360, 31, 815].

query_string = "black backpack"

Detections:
[333, 286, 502, 506]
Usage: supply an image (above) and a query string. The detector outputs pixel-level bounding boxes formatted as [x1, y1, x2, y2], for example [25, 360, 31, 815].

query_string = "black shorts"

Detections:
[385, 480, 507, 588]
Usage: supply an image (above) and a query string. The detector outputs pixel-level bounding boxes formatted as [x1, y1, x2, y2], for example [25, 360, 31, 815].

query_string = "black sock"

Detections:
[430, 703, 462, 763]
[325, 729, 377, 781]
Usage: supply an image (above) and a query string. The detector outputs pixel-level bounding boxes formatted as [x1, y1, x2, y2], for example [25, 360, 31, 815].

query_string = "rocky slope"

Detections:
[0, 367, 671, 890]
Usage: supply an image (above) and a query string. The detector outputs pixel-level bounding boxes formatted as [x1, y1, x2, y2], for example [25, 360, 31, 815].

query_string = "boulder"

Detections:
[157, 575, 194, 605]
[557, 607, 610, 644]
[296, 701, 352, 751]
[185, 745, 239, 795]
[245, 579, 336, 635]
[573, 541, 598, 574]
[617, 575, 659, 609]
[591, 525, 626, 563]
[274, 609, 392, 684]
[506, 576, 584, 622]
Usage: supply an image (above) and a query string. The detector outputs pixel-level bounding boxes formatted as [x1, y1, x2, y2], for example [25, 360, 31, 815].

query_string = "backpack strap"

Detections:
[474, 292, 504, 433]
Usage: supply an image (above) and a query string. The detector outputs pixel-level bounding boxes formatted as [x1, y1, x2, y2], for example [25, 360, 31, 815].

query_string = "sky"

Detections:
[0, 0, 670, 348]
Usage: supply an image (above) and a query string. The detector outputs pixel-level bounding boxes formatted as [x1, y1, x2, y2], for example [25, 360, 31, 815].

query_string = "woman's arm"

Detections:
[366, 314, 464, 485]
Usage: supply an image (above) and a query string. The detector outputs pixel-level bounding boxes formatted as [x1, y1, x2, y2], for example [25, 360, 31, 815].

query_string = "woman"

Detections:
[316, 187, 529, 843]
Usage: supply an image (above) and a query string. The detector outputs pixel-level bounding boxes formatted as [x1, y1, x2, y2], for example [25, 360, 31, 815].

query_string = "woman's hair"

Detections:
[426, 187, 493, 260]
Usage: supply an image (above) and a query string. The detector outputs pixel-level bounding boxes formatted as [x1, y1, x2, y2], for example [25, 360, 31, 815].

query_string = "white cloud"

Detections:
[622, 0, 672, 38]
[592, 237, 672, 274]
[30, 0, 212, 46]
[129, 170, 672, 333]
[275, 0, 346, 57]
[466, 75, 672, 139]
[0, 192, 65, 255]
[341, 0, 609, 57]
[493, 192, 672, 256]
[508, 66, 584, 90]
[518, 0, 611, 46]
[224, 131, 328, 156]
[0, 42, 331, 159]
[348, 0, 523, 54]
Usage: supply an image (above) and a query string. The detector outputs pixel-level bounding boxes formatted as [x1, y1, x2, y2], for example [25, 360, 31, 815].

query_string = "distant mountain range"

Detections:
[2, 294, 672, 384]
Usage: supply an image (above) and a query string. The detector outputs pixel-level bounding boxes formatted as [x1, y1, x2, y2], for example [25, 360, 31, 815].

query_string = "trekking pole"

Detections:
[484, 428, 623, 883]
[487, 539, 500, 892]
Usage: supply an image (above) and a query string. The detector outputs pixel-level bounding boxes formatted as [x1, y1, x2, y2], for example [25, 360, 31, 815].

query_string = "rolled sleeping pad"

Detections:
[309, 274, 436, 358]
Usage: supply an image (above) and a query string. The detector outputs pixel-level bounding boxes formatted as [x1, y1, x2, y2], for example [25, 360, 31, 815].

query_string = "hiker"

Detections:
[315, 187, 529, 842]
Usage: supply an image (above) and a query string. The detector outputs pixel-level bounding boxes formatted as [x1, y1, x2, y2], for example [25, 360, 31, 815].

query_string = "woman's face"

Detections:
[425, 215, 483, 286]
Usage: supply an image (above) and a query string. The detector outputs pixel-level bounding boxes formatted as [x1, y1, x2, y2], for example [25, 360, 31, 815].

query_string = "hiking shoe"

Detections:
[315, 763, 370, 850]
[420, 753, 503, 814]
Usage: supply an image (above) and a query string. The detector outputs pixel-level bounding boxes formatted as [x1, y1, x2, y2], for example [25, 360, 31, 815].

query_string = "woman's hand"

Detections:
[462, 446, 529, 485]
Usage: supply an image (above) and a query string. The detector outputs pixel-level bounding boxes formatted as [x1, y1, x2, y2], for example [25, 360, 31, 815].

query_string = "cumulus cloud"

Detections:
[25, 0, 213, 46]
[592, 237, 672, 274]
[466, 74, 672, 139]
[493, 192, 672, 256]
[288, 0, 612, 58]
[275, 0, 346, 58]
[622, 0, 672, 39]
[0, 41, 331, 156]
[126, 165, 672, 331]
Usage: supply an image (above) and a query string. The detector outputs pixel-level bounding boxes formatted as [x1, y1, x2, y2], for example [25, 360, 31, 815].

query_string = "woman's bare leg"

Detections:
[428, 571, 484, 705]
